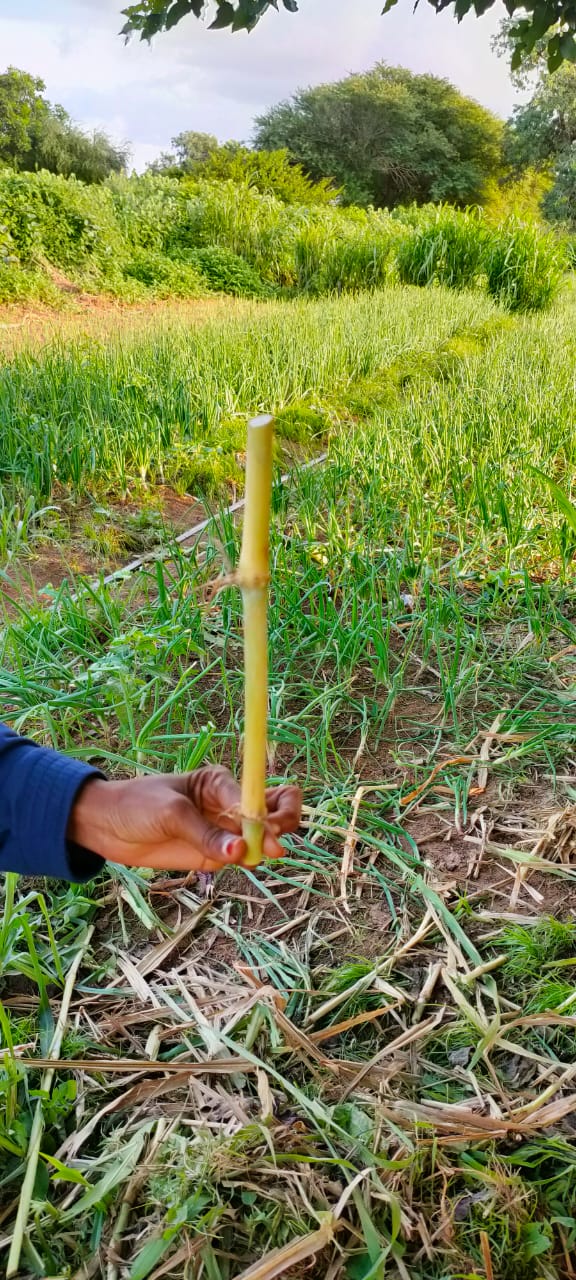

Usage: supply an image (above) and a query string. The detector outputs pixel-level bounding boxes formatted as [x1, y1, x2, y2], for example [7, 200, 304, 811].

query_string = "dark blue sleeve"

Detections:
[0, 723, 106, 882]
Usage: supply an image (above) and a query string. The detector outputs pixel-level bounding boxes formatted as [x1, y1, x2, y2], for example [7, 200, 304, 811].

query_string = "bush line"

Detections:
[0, 170, 567, 313]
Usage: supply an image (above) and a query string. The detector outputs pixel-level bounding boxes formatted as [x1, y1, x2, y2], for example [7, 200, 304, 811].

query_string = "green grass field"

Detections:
[2, 285, 576, 1278]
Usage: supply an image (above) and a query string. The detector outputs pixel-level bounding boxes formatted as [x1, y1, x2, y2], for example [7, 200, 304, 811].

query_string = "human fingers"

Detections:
[109, 838, 247, 874]
[180, 766, 244, 832]
[265, 785, 303, 836]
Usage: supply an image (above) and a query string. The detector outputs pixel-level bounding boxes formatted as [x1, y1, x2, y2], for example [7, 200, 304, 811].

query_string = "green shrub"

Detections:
[0, 169, 565, 313]
[178, 245, 271, 297]
[0, 170, 42, 260]
[0, 221, 18, 266]
[196, 145, 337, 205]
[0, 169, 124, 276]
[123, 249, 205, 298]
[0, 263, 62, 305]
[484, 220, 565, 312]
[107, 173, 186, 250]
[481, 169, 552, 226]
[397, 207, 486, 291]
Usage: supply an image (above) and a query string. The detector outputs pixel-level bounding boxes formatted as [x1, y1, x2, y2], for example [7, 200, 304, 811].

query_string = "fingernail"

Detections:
[224, 836, 241, 858]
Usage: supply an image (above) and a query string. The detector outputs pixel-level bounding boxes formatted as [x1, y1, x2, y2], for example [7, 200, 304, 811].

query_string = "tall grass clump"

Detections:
[170, 179, 305, 285]
[484, 219, 565, 312]
[293, 209, 403, 294]
[397, 205, 486, 291]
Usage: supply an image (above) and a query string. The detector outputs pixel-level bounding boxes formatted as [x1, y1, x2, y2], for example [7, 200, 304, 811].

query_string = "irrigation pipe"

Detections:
[77, 450, 328, 598]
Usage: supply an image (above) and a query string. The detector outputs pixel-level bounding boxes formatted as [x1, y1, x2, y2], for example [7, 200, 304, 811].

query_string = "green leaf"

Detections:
[0, 1133, 25, 1157]
[346, 1252, 388, 1280]
[61, 1125, 151, 1221]
[128, 1235, 173, 1280]
[210, 1, 236, 27]
[116, 873, 161, 931]
[346, 1255, 375, 1280]
[530, 466, 576, 536]
[352, 1188, 382, 1264]
[331, 1103, 374, 1140]
[40, 1152, 90, 1186]
[33, 1157, 50, 1201]
[138, 12, 166, 38]
[547, 32, 564, 70]
[38, 987, 55, 1058]
[522, 1222, 552, 1259]
[166, 0, 202, 30]
[560, 33, 576, 61]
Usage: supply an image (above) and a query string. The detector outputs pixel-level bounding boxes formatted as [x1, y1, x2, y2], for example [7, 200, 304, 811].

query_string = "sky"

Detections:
[1, 0, 520, 172]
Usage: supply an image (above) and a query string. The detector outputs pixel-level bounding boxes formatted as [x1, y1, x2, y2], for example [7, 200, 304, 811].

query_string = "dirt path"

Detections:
[0, 294, 254, 355]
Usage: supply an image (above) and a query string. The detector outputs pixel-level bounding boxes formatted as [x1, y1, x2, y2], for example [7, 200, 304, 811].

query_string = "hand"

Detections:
[67, 766, 302, 873]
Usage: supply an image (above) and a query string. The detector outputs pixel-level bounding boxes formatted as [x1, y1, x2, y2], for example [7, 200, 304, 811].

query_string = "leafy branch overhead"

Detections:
[121, 0, 576, 70]
[121, 1, 298, 38]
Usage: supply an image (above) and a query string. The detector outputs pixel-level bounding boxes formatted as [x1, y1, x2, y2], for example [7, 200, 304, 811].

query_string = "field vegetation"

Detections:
[1, 278, 576, 1277]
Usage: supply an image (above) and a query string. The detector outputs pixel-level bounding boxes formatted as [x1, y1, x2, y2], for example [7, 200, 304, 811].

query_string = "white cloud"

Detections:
[2, 0, 519, 169]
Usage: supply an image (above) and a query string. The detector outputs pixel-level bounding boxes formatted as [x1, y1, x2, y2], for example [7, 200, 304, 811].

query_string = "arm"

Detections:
[0, 723, 301, 882]
[0, 722, 105, 881]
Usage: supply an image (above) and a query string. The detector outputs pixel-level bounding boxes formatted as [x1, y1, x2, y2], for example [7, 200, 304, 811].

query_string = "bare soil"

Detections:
[1, 487, 207, 611]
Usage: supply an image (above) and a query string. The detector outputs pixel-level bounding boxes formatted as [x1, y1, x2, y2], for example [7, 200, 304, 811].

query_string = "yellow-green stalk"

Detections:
[238, 414, 274, 866]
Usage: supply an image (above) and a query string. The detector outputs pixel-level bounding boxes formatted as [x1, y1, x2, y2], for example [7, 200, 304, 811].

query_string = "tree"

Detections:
[199, 144, 336, 201]
[148, 129, 218, 174]
[253, 65, 502, 209]
[541, 149, 576, 221]
[504, 62, 576, 223]
[0, 66, 128, 181]
[121, 0, 576, 74]
[37, 112, 128, 182]
[506, 63, 576, 169]
[0, 68, 50, 169]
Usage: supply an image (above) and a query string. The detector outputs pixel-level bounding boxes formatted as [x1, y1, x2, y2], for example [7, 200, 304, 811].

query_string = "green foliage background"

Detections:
[0, 168, 566, 311]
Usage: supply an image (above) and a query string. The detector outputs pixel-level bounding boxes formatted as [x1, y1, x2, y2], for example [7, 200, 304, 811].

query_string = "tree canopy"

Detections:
[198, 143, 336, 201]
[147, 130, 218, 175]
[0, 67, 128, 182]
[121, 0, 576, 73]
[504, 61, 576, 223]
[253, 65, 503, 209]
